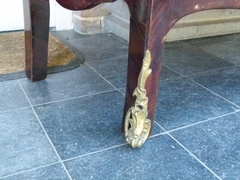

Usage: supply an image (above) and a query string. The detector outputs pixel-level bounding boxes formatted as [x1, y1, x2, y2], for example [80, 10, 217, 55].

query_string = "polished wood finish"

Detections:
[23, 0, 50, 81]
[23, 0, 240, 143]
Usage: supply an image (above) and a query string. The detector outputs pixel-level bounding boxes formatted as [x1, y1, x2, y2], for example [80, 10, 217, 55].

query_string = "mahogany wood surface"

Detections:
[23, 0, 240, 140]
[23, 0, 50, 81]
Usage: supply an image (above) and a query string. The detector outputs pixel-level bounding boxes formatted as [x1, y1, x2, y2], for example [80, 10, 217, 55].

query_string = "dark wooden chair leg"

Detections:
[23, 0, 50, 81]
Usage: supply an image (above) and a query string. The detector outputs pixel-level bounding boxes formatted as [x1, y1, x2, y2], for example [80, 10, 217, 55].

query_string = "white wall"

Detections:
[0, 0, 73, 32]
[54, 2, 73, 31]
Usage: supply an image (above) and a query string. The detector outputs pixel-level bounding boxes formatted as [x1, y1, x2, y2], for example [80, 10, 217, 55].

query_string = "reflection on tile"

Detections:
[186, 34, 240, 65]
[0, 108, 58, 177]
[0, 80, 29, 111]
[2, 163, 68, 180]
[65, 135, 218, 180]
[163, 41, 233, 75]
[68, 33, 128, 62]
[171, 112, 240, 180]
[186, 34, 236, 47]
[190, 66, 240, 106]
[155, 78, 237, 130]
[19, 67, 114, 105]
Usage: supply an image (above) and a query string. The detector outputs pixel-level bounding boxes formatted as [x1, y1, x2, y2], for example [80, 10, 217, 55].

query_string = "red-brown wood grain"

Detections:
[23, 0, 50, 81]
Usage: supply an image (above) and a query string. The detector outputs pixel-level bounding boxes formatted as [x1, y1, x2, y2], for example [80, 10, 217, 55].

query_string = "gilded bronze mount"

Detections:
[124, 50, 152, 148]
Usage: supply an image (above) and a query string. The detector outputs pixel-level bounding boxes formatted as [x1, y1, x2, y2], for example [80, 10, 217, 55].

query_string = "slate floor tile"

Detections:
[67, 33, 128, 62]
[185, 34, 237, 52]
[0, 80, 30, 111]
[34, 91, 164, 160]
[118, 87, 126, 95]
[54, 30, 83, 41]
[160, 65, 182, 81]
[87, 57, 128, 78]
[1, 163, 69, 180]
[190, 66, 240, 106]
[163, 41, 234, 75]
[155, 77, 238, 130]
[33, 91, 126, 160]
[0, 108, 58, 177]
[104, 64, 182, 89]
[186, 33, 240, 65]
[19, 66, 114, 105]
[171, 112, 240, 180]
[2, 29, 240, 179]
[64, 134, 218, 180]
[106, 75, 127, 89]
[87, 57, 128, 89]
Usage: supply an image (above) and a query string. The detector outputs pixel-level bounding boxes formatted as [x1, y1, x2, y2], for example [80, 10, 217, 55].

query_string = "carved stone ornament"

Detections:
[124, 50, 152, 148]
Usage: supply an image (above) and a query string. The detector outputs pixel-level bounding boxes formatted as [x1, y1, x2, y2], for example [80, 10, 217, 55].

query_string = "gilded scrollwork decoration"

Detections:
[124, 50, 152, 148]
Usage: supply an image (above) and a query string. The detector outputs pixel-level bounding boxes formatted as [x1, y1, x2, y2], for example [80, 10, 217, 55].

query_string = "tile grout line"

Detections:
[161, 64, 186, 78]
[168, 133, 223, 180]
[163, 63, 235, 82]
[184, 66, 236, 78]
[86, 63, 125, 96]
[86, 55, 128, 63]
[32, 89, 117, 107]
[63, 143, 127, 163]
[163, 64, 240, 109]
[154, 121, 166, 131]
[163, 63, 235, 83]
[17, 80, 73, 180]
[86, 62, 118, 89]
[145, 121, 222, 179]
[0, 105, 32, 114]
[152, 111, 240, 179]
[0, 162, 60, 179]
[188, 78, 240, 109]
[151, 110, 240, 138]
[118, 88, 126, 96]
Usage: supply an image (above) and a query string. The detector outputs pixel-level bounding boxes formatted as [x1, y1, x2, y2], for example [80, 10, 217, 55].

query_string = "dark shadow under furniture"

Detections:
[22, 0, 240, 147]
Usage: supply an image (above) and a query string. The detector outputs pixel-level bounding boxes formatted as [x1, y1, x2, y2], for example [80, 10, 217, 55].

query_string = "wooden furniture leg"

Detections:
[23, 0, 50, 81]
[122, 0, 163, 148]
[122, 0, 240, 147]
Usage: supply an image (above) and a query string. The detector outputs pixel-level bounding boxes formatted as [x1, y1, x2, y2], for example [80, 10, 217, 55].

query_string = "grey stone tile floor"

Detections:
[0, 30, 240, 180]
